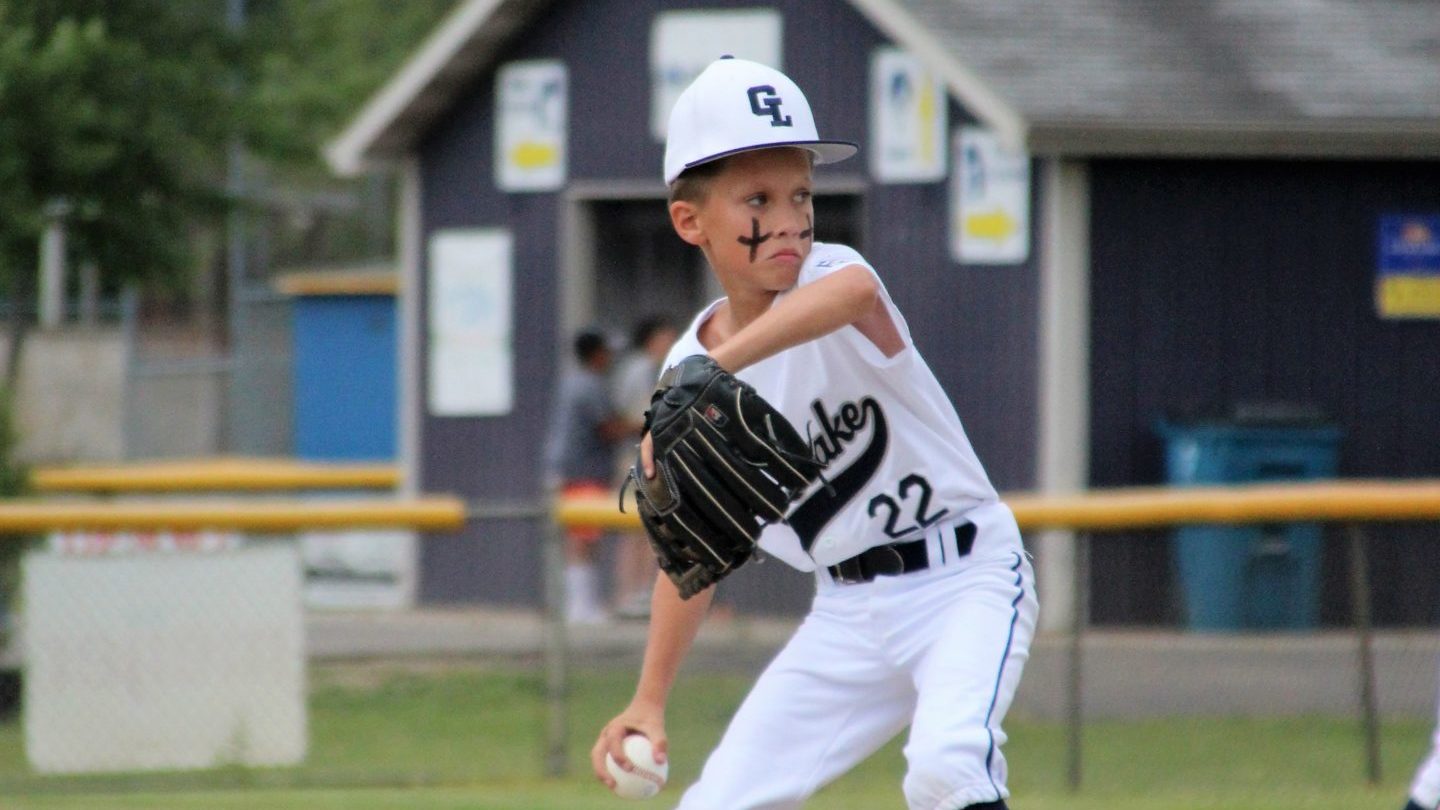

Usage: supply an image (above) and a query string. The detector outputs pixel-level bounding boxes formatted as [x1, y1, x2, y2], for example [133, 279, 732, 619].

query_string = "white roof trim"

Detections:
[325, 0, 1030, 176]
[325, 0, 505, 177]
[844, 0, 1028, 150]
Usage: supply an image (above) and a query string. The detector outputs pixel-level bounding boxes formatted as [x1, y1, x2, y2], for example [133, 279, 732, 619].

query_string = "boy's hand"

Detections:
[591, 703, 668, 790]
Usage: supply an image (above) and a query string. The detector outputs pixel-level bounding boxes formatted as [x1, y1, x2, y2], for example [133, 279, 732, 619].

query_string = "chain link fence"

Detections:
[123, 283, 294, 460]
[0, 493, 1434, 801]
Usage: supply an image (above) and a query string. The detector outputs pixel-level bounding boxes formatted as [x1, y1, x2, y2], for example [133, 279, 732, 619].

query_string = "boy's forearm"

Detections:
[710, 265, 878, 372]
[632, 573, 715, 708]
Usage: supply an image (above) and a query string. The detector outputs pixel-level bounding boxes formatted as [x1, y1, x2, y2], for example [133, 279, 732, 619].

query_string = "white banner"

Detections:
[650, 9, 783, 141]
[49, 530, 240, 555]
[951, 127, 1031, 264]
[869, 47, 947, 183]
[495, 60, 567, 192]
[428, 229, 513, 416]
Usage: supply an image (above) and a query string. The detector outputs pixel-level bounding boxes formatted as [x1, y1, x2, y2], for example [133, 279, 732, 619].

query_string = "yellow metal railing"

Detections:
[10, 458, 448, 532]
[557, 478, 1440, 531]
[0, 496, 465, 532]
[31, 457, 401, 494]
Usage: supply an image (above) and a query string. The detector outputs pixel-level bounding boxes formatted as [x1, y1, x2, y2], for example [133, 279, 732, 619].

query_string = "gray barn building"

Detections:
[330, 0, 1440, 628]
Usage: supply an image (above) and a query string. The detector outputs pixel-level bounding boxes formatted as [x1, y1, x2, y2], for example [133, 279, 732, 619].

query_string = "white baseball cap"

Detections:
[663, 56, 858, 185]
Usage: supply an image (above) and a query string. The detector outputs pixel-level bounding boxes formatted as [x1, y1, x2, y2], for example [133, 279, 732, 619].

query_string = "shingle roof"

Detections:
[879, 0, 1440, 155]
[329, 0, 1440, 173]
[902, 0, 1440, 120]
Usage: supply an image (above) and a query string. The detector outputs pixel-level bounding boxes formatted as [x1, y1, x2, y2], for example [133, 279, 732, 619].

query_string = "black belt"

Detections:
[827, 521, 976, 585]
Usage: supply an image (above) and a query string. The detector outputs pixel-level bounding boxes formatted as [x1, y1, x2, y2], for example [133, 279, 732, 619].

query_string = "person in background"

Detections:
[545, 329, 629, 624]
[610, 316, 680, 619]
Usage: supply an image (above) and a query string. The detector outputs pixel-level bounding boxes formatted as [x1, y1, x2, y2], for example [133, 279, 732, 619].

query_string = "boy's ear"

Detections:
[669, 200, 706, 247]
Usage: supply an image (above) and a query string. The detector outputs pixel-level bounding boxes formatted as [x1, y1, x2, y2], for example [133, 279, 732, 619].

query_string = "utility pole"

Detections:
[38, 198, 72, 330]
[225, 0, 246, 452]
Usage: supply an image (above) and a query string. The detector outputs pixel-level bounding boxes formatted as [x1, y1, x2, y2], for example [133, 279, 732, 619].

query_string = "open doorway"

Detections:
[587, 193, 864, 340]
[592, 199, 708, 337]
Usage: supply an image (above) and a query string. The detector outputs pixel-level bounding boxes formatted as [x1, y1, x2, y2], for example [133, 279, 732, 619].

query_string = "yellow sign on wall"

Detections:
[495, 61, 567, 192]
[1376, 214, 1440, 319]
[1377, 275, 1440, 317]
[951, 127, 1030, 265]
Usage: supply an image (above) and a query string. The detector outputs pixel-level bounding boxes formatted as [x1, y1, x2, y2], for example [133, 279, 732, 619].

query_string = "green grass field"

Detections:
[0, 663, 1428, 809]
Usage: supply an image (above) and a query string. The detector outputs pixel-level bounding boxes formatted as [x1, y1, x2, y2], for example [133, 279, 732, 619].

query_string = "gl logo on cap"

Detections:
[747, 85, 793, 128]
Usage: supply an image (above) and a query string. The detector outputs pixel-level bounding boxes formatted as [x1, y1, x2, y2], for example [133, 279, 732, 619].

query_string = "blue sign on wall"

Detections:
[1377, 214, 1440, 318]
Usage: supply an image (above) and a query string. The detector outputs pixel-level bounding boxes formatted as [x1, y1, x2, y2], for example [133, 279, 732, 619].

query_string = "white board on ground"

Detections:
[22, 545, 306, 773]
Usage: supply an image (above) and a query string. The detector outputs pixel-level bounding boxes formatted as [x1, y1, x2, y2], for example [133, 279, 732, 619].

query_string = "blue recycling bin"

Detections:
[1156, 421, 1342, 631]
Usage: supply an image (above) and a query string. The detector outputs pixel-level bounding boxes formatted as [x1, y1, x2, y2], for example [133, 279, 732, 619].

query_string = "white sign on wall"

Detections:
[428, 229, 513, 416]
[495, 60, 567, 192]
[869, 47, 947, 183]
[650, 9, 783, 141]
[951, 127, 1031, 264]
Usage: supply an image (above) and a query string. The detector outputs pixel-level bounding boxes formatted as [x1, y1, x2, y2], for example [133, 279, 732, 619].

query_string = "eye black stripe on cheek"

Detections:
[737, 217, 774, 263]
[799, 214, 813, 241]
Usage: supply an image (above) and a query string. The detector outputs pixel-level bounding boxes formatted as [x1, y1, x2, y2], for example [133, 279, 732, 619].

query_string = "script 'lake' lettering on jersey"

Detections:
[790, 396, 888, 553]
[809, 397, 875, 465]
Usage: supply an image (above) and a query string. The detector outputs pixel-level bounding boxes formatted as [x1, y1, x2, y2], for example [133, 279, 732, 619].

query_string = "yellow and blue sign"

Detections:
[1377, 214, 1440, 318]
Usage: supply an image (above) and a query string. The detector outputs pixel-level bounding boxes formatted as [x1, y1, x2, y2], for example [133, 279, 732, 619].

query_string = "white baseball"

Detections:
[604, 733, 668, 800]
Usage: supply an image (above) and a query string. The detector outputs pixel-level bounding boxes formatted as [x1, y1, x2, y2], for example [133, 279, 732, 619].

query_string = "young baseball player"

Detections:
[591, 57, 1038, 810]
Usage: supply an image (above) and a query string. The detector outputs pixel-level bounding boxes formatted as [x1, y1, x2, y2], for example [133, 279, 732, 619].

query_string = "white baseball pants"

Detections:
[676, 520, 1037, 810]
[1409, 662, 1440, 809]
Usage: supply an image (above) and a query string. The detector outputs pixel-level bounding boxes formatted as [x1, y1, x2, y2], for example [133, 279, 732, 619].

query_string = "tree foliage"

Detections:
[0, 0, 456, 298]
[0, 0, 235, 296]
[240, 0, 458, 266]
[244, 0, 457, 178]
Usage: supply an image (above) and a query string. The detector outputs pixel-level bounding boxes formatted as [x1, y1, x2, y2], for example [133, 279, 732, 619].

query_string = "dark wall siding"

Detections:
[867, 177, 1040, 490]
[416, 0, 1042, 607]
[1089, 159, 1440, 626]
[418, 71, 562, 603]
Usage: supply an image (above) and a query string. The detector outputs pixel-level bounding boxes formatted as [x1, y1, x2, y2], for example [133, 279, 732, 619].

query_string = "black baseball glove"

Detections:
[623, 354, 824, 599]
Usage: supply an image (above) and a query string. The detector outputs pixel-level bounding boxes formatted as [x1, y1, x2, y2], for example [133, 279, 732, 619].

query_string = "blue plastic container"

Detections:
[1156, 422, 1342, 631]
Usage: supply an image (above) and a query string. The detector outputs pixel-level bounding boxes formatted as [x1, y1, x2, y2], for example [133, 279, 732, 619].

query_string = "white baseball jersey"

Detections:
[664, 241, 1010, 572]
